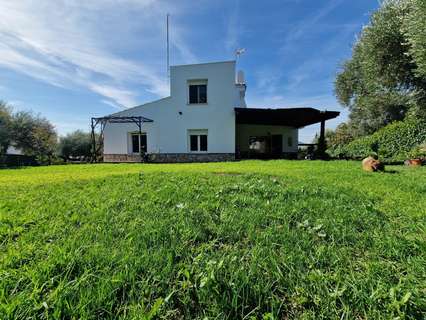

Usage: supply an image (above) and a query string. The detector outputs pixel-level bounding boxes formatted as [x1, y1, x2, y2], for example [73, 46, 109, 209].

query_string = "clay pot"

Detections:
[362, 156, 384, 172]
[405, 159, 423, 167]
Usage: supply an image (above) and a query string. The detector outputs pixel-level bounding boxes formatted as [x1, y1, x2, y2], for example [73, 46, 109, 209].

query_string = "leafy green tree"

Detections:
[405, 0, 426, 78]
[58, 130, 93, 161]
[11, 111, 58, 163]
[335, 0, 426, 136]
[0, 101, 13, 154]
[326, 123, 354, 147]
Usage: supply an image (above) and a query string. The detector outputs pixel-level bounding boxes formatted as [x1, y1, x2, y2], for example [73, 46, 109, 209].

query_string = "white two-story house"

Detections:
[97, 60, 339, 162]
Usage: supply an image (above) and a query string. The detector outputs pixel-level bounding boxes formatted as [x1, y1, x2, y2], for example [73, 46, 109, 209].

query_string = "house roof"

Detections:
[108, 96, 171, 117]
[170, 60, 235, 68]
[235, 107, 340, 128]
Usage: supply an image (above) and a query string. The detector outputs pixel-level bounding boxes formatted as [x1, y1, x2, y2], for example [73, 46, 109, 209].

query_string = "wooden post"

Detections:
[138, 117, 143, 162]
[318, 119, 326, 159]
[90, 118, 96, 163]
[98, 121, 106, 162]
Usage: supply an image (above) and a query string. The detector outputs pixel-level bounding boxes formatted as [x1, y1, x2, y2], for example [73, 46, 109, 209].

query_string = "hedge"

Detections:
[0, 154, 37, 168]
[327, 119, 426, 161]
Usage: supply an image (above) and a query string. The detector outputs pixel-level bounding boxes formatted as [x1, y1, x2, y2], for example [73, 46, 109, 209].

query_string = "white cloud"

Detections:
[250, 0, 350, 103]
[170, 24, 198, 64]
[224, 0, 241, 52]
[0, 0, 195, 108]
[280, 0, 344, 54]
[53, 120, 91, 136]
[249, 2, 360, 121]
[89, 84, 139, 108]
[101, 99, 123, 111]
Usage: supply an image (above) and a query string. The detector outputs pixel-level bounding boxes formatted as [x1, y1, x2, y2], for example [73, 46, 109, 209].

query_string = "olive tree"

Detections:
[334, 0, 426, 137]
[0, 101, 13, 154]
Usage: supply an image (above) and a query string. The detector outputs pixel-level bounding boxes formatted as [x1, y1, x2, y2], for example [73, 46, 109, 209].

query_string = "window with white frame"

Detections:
[188, 80, 207, 104]
[131, 133, 147, 153]
[188, 129, 208, 152]
[287, 136, 293, 147]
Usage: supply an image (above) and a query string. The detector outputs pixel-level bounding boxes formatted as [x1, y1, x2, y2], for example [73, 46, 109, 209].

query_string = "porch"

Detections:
[234, 107, 340, 159]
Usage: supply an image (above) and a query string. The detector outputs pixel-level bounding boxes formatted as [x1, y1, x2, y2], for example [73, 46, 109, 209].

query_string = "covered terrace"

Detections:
[234, 107, 340, 159]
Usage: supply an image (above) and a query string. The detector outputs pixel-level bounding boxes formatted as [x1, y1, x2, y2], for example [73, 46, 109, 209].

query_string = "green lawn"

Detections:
[1, 161, 425, 319]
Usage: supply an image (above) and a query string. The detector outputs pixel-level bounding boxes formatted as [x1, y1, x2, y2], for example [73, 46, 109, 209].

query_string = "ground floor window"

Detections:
[131, 133, 147, 153]
[188, 129, 208, 152]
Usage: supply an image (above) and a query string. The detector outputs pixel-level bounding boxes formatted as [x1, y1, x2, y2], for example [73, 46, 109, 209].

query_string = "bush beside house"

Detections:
[327, 119, 426, 161]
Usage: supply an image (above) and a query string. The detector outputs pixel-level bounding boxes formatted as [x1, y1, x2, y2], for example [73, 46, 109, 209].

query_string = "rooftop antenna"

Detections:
[167, 13, 170, 80]
[235, 48, 246, 85]
[235, 48, 246, 63]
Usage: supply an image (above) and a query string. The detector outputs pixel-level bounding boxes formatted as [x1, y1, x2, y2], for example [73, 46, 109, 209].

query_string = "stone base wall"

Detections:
[103, 154, 141, 163]
[149, 153, 235, 163]
[103, 153, 235, 163]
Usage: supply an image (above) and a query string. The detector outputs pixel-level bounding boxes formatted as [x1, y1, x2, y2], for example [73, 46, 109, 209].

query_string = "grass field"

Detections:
[1, 161, 425, 319]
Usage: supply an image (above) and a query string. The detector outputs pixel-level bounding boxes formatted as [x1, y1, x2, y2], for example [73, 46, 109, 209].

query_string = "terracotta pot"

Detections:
[406, 159, 423, 166]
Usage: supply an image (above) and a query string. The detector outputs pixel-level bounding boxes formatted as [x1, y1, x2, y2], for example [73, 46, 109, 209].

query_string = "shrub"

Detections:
[11, 111, 58, 164]
[57, 130, 94, 162]
[0, 102, 13, 154]
[327, 119, 426, 161]
[407, 143, 426, 159]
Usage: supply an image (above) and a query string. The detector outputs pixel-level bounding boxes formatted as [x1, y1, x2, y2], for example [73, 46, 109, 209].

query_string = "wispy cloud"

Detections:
[0, 0, 195, 108]
[52, 120, 92, 135]
[101, 100, 124, 111]
[224, 0, 241, 52]
[280, 0, 344, 54]
[171, 24, 198, 64]
[251, 0, 348, 98]
[249, 0, 359, 126]
[284, 23, 359, 93]
[89, 84, 139, 108]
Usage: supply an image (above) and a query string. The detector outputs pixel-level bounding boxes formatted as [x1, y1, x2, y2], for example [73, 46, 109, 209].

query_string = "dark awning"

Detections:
[235, 107, 340, 128]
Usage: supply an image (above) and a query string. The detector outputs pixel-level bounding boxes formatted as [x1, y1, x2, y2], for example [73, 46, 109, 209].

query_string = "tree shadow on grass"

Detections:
[383, 170, 399, 174]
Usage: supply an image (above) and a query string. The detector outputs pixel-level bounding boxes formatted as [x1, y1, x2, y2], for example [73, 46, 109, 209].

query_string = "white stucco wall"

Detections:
[103, 61, 242, 155]
[236, 124, 298, 153]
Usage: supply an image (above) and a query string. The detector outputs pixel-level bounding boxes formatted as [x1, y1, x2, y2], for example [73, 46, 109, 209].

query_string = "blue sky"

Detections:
[0, 0, 379, 142]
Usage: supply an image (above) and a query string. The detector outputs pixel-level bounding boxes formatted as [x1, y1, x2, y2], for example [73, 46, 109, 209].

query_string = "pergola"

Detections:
[90, 116, 153, 162]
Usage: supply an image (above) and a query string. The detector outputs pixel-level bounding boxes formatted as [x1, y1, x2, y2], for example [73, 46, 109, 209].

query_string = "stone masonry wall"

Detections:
[103, 154, 142, 163]
[103, 153, 235, 163]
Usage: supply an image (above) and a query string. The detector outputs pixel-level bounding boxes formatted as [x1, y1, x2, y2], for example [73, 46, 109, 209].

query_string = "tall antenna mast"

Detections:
[166, 13, 170, 80]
